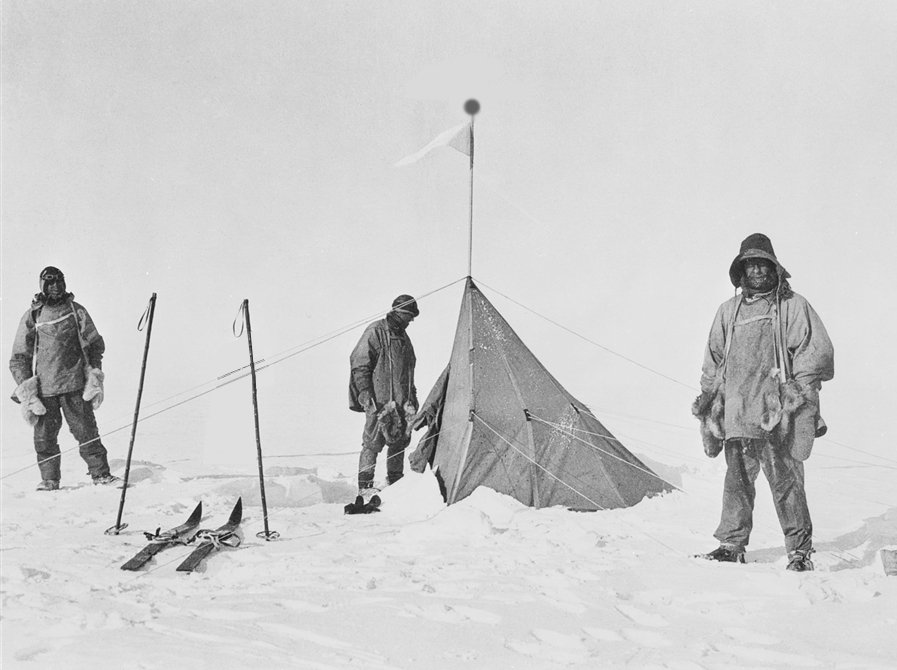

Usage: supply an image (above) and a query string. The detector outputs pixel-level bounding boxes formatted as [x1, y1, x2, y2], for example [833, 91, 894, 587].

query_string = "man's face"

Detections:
[394, 311, 416, 328]
[743, 258, 778, 292]
[45, 277, 65, 300]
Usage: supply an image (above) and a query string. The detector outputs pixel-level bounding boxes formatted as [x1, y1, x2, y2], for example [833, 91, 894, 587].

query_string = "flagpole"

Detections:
[464, 99, 480, 278]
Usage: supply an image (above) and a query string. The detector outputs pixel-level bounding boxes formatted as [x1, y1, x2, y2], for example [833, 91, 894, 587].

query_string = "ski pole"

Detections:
[106, 293, 157, 535]
[235, 299, 279, 541]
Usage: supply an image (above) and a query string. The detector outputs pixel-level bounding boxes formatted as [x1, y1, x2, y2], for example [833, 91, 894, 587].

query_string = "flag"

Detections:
[395, 122, 471, 167]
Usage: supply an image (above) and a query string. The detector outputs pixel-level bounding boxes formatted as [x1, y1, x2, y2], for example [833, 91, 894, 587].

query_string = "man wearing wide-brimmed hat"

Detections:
[348, 294, 420, 497]
[692, 234, 834, 571]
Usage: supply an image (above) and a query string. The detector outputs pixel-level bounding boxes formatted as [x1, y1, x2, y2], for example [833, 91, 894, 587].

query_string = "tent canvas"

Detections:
[411, 278, 671, 510]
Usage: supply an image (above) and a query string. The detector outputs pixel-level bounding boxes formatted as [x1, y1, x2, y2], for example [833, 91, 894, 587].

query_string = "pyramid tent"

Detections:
[411, 278, 671, 510]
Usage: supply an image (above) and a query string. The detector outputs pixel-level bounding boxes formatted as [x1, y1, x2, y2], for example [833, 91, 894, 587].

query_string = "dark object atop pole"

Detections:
[465, 99, 479, 278]
[238, 299, 279, 541]
[106, 293, 157, 535]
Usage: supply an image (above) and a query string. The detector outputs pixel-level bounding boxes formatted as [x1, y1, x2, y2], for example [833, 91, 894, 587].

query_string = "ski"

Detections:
[120, 502, 203, 571]
[176, 498, 243, 572]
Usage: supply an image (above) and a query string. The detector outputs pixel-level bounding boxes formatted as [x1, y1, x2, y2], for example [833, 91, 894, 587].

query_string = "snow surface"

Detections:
[2, 439, 895, 669]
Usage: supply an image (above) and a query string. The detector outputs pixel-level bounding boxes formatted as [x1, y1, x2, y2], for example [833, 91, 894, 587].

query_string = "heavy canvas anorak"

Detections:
[348, 318, 417, 412]
[9, 298, 105, 397]
[700, 290, 833, 440]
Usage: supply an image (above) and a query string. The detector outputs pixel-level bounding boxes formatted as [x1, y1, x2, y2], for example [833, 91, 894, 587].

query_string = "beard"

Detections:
[743, 273, 777, 295]
[44, 284, 67, 305]
[386, 312, 407, 333]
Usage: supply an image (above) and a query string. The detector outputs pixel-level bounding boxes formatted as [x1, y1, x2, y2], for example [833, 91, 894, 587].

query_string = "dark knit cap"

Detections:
[728, 233, 790, 287]
[391, 294, 419, 317]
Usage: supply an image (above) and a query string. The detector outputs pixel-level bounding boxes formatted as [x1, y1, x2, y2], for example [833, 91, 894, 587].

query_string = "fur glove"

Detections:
[761, 378, 818, 461]
[376, 400, 406, 443]
[14, 377, 47, 426]
[692, 384, 725, 458]
[779, 381, 818, 461]
[83, 366, 105, 410]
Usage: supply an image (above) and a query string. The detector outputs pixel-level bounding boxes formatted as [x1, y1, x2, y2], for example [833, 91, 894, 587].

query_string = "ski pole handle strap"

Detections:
[232, 301, 246, 338]
[138, 297, 153, 331]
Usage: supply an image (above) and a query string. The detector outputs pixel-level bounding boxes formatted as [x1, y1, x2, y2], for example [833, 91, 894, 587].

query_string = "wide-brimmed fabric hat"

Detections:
[728, 233, 790, 287]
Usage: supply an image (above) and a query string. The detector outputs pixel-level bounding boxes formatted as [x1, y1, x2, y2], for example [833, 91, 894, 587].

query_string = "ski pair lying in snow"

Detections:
[119, 498, 242, 572]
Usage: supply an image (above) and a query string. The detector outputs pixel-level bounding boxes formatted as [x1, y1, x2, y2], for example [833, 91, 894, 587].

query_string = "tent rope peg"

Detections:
[523, 408, 532, 421]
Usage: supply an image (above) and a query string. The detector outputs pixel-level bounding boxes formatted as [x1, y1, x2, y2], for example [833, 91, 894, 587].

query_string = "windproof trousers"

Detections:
[33, 391, 111, 482]
[714, 438, 812, 554]
[358, 410, 409, 488]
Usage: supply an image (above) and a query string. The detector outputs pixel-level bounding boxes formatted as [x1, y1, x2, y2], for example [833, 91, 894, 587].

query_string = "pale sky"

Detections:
[2, 2, 895, 471]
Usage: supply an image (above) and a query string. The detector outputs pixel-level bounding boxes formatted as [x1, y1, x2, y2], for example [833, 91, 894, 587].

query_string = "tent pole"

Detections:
[467, 115, 474, 278]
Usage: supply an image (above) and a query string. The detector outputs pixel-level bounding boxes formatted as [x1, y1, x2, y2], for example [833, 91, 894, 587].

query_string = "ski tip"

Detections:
[187, 501, 203, 524]
[229, 497, 243, 524]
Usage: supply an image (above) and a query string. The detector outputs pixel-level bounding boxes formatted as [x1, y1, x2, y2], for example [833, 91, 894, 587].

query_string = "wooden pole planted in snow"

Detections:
[237, 299, 279, 542]
[106, 293, 157, 535]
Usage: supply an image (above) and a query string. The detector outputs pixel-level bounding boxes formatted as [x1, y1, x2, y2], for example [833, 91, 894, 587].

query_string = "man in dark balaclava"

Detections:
[692, 234, 834, 572]
[348, 294, 420, 496]
[9, 267, 118, 490]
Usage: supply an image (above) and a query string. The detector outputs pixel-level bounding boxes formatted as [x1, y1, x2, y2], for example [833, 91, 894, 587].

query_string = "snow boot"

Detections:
[92, 474, 121, 486]
[36, 479, 60, 492]
[786, 549, 815, 572]
[699, 544, 746, 563]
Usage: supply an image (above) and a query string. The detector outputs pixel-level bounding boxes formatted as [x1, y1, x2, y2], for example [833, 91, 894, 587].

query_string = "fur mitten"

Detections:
[776, 380, 806, 439]
[692, 384, 725, 458]
[777, 381, 817, 461]
[14, 377, 47, 426]
[376, 400, 405, 443]
[760, 369, 785, 432]
[83, 367, 105, 410]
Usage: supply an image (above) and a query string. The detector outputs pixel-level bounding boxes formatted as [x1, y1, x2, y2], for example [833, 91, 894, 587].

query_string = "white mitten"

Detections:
[14, 377, 47, 426]
[83, 367, 105, 410]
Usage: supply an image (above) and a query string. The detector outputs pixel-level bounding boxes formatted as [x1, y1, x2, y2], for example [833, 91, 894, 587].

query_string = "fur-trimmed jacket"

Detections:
[693, 289, 833, 458]
[9, 295, 105, 397]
